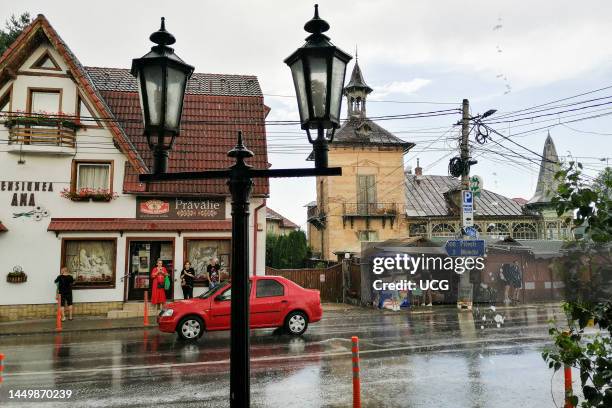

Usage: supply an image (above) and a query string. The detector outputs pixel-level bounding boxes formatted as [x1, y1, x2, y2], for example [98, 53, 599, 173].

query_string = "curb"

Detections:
[0, 323, 154, 337]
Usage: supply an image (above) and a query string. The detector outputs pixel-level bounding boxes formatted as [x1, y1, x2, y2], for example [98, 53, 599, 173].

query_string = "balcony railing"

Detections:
[343, 202, 398, 217]
[7, 122, 77, 148]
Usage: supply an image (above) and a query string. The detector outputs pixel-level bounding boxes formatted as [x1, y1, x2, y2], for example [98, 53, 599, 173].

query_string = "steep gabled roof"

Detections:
[405, 175, 524, 217]
[0, 14, 147, 173]
[89, 67, 270, 197]
[266, 208, 299, 229]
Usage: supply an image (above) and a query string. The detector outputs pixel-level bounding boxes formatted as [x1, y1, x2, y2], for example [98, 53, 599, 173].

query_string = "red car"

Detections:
[157, 276, 323, 341]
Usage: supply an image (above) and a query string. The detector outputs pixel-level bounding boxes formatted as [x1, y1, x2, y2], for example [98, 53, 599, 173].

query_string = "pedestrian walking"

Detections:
[151, 259, 168, 309]
[206, 257, 221, 289]
[180, 261, 195, 299]
[54, 267, 74, 321]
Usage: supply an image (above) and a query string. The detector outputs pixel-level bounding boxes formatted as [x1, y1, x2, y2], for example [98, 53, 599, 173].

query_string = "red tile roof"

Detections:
[88, 68, 270, 197]
[266, 208, 299, 229]
[48, 218, 232, 233]
[0, 221, 7, 232]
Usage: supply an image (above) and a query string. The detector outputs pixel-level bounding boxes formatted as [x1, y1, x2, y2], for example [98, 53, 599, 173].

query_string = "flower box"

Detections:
[61, 188, 118, 202]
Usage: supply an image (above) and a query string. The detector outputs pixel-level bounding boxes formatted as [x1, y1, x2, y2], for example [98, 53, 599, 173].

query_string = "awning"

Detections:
[0, 221, 7, 232]
[47, 218, 232, 233]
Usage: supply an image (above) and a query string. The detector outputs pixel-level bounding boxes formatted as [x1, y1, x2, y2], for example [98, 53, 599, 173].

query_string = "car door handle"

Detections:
[281, 300, 288, 303]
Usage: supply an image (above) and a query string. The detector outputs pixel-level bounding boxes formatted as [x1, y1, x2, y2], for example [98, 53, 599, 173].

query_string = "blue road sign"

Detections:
[445, 239, 485, 257]
[462, 191, 473, 205]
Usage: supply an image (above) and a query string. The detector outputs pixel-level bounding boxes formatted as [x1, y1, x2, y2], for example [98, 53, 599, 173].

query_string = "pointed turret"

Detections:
[528, 132, 561, 205]
[343, 59, 373, 118]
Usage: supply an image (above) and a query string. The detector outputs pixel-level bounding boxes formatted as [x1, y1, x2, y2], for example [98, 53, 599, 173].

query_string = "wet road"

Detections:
[0, 305, 571, 407]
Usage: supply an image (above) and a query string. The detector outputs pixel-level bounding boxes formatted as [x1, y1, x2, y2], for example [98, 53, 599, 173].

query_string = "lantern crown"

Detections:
[304, 4, 330, 39]
[150, 17, 176, 47]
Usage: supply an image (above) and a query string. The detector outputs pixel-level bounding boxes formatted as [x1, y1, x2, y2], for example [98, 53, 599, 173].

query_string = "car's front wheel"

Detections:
[177, 316, 204, 341]
[284, 311, 308, 336]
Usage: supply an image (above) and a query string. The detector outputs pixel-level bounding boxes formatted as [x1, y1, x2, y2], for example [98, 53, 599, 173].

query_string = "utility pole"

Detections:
[457, 98, 473, 310]
[460, 98, 470, 189]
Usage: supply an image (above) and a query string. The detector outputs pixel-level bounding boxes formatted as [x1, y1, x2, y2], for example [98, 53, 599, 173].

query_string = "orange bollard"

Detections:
[564, 365, 573, 408]
[351, 336, 361, 408]
[0, 353, 5, 383]
[55, 294, 62, 332]
[143, 290, 149, 326]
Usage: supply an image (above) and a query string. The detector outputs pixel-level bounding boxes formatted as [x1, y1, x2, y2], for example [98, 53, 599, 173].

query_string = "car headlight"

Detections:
[160, 309, 174, 317]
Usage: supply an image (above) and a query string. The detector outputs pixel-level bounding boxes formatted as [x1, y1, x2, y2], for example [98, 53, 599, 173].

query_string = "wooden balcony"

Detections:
[6, 120, 77, 155]
[342, 202, 398, 228]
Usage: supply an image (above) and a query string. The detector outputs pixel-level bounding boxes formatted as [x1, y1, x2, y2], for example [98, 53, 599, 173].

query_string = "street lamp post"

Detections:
[134, 7, 351, 407]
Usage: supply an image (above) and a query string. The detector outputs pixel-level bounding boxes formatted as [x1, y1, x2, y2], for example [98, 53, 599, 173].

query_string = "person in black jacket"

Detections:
[180, 261, 196, 299]
[54, 267, 74, 321]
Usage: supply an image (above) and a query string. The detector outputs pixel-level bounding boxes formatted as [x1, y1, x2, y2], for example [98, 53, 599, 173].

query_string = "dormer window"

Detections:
[30, 50, 61, 71]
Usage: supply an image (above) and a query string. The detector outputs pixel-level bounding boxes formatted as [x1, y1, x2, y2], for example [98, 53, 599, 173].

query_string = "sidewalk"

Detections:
[0, 303, 366, 337]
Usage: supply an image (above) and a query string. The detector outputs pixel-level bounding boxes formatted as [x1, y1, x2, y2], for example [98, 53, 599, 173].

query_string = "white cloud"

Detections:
[370, 79, 432, 99]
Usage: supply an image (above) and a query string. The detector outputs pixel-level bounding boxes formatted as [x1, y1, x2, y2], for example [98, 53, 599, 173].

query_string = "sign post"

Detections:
[458, 190, 476, 310]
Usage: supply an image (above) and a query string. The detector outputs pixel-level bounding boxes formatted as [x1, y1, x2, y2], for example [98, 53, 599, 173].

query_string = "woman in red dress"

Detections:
[151, 259, 168, 309]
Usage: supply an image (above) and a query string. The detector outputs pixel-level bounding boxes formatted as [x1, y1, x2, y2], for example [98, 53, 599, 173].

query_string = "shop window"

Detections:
[409, 224, 427, 237]
[62, 238, 116, 288]
[513, 223, 537, 240]
[74, 161, 112, 192]
[431, 223, 456, 238]
[358, 230, 378, 241]
[486, 223, 510, 238]
[256, 279, 284, 298]
[184, 239, 231, 286]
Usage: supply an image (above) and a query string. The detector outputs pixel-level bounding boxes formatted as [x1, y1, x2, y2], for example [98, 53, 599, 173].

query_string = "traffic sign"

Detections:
[445, 239, 485, 257]
[462, 190, 474, 227]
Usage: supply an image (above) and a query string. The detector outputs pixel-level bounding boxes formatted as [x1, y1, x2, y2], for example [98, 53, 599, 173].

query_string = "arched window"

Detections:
[546, 221, 558, 239]
[409, 224, 427, 237]
[431, 223, 456, 237]
[513, 223, 537, 240]
[486, 223, 510, 237]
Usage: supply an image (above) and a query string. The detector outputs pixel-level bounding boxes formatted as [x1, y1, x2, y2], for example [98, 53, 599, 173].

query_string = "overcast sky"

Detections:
[4, 0, 612, 228]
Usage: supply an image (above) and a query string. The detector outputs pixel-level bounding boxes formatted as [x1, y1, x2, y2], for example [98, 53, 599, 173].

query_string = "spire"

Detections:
[343, 59, 373, 118]
[345, 60, 372, 93]
[528, 132, 561, 205]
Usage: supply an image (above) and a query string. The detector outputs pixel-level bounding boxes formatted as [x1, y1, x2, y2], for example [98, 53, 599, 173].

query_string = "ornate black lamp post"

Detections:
[284, 4, 351, 168]
[135, 8, 350, 407]
[131, 17, 194, 174]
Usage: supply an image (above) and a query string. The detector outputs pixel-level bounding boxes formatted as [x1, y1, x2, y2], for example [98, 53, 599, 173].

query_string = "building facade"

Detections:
[0, 15, 269, 320]
[306, 60, 414, 260]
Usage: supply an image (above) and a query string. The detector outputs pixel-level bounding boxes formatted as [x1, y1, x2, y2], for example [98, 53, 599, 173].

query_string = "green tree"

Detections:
[0, 13, 32, 55]
[543, 161, 612, 408]
[265, 230, 309, 269]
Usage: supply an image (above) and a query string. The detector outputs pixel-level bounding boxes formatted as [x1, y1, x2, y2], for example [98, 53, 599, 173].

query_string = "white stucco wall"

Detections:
[0, 43, 267, 306]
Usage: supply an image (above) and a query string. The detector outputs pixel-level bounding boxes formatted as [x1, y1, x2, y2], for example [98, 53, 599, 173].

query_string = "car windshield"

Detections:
[197, 281, 229, 299]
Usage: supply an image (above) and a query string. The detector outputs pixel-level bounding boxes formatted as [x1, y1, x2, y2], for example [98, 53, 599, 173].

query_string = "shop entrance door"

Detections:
[127, 240, 174, 301]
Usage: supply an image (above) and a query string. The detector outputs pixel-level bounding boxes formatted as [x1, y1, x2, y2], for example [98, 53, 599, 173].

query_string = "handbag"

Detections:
[164, 275, 171, 290]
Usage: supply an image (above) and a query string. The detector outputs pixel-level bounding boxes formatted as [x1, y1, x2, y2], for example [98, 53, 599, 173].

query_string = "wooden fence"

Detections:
[265, 264, 343, 302]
